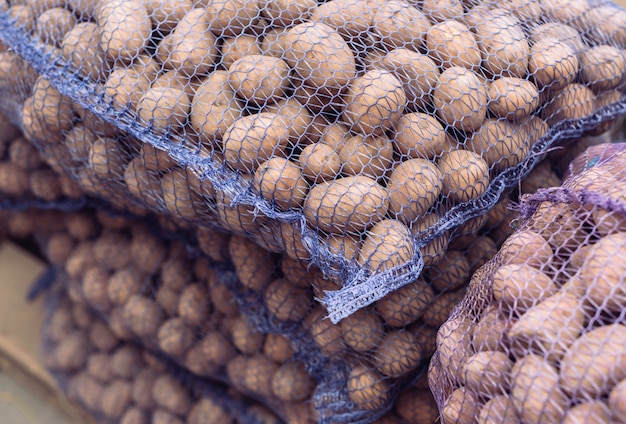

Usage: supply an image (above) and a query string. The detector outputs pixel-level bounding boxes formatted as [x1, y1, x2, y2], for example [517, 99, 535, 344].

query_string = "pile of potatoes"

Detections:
[4, 0, 626, 278]
[43, 291, 285, 424]
[36, 208, 323, 423]
[430, 144, 626, 424]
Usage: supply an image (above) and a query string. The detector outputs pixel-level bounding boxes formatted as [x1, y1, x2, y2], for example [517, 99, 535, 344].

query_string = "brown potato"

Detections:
[372, 1, 430, 51]
[442, 387, 480, 424]
[254, 158, 308, 210]
[222, 112, 290, 173]
[560, 324, 626, 399]
[0, 162, 29, 196]
[428, 249, 470, 292]
[122, 295, 164, 339]
[231, 315, 264, 354]
[157, 317, 194, 357]
[204, 0, 260, 37]
[426, 20, 481, 70]
[477, 394, 520, 423]
[580, 45, 625, 92]
[510, 354, 568, 423]
[101, 380, 132, 419]
[228, 54, 290, 104]
[229, 235, 275, 291]
[509, 293, 585, 361]
[609, 379, 626, 423]
[462, 350, 513, 397]
[492, 264, 557, 311]
[434, 67, 488, 132]
[243, 355, 280, 398]
[136, 86, 191, 134]
[298, 143, 342, 183]
[262, 0, 315, 27]
[305, 307, 344, 355]
[310, 0, 376, 38]
[474, 12, 529, 78]
[82, 267, 112, 312]
[562, 401, 611, 424]
[376, 278, 434, 328]
[358, 219, 414, 272]
[347, 365, 390, 410]
[264, 278, 311, 322]
[529, 38, 579, 90]
[36, 7, 75, 47]
[395, 387, 439, 423]
[528, 23, 585, 53]
[421, 289, 464, 328]
[188, 397, 232, 424]
[264, 333, 294, 363]
[488, 77, 540, 121]
[337, 134, 393, 181]
[438, 149, 490, 203]
[97, 0, 151, 61]
[152, 374, 190, 415]
[343, 69, 406, 136]
[542, 83, 595, 127]
[340, 308, 384, 353]
[499, 229, 553, 269]
[435, 317, 473, 379]
[282, 22, 356, 89]
[220, 35, 261, 69]
[387, 159, 442, 225]
[373, 330, 422, 377]
[393, 112, 447, 160]
[185, 331, 234, 376]
[304, 175, 388, 233]
[467, 119, 530, 172]
[271, 361, 314, 402]
[578, 232, 626, 312]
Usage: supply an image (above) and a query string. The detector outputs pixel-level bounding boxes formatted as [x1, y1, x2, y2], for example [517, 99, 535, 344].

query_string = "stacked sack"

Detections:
[2, 0, 626, 319]
[42, 286, 287, 424]
[429, 142, 626, 423]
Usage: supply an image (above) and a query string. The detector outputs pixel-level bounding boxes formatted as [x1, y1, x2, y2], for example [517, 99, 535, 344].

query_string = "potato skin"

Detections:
[438, 150, 490, 203]
[303, 175, 389, 233]
[434, 67, 488, 132]
[254, 158, 308, 210]
[97, 0, 151, 61]
[358, 219, 414, 273]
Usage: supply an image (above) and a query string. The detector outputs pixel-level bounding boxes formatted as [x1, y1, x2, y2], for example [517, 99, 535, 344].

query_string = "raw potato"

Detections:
[157, 318, 194, 357]
[264, 278, 311, 322]
[427, 250, 470, 292]
[254, 158, 308, 210]
[282, 22, 356, 89]
[462, 351, 513, 397]
[372, 1, 431, 51]
[560, 324, 626, 399]
[298, 143, 341, 183]
[488, 77, 540, 121]
[580, 45, 625, 92]
[104, 69, 151, 111]
[36, 8, 76, 47]
[97, 0, 151, 61]
[492, 264, 556, 311]
[228, 55, 290, 104]
[438, 150, 490, 203]
[474, 12, 529, 78]
[373, 330, 422, 377]
[542, 83, 595, 127]
[562, 401, 611, 424]
[499, 229, 553, 269]
[376, 278, 434, 328]
[508, 293, 585, 362]
[393, 112, 448, 160]
[222, 112, 290, 173]
[220, 35, 261, 69]
[191, 70, 242, 142]
[136, 86, 191, 134]
[343, 69, 406, 136]
[243, 355, 279, 398]
[478, 395, 519, 423]
[337, 134, 394, 181]
[271, 361, 313, 402]
[387, 159, 443, 224]
[579, 232, 626, 312]
[379, 48, 440, 111]
[609, 379, 626, 423]
[511, 354, 568, 423]
[157, 8, 218, 76]
[434, 67, 488, 132]
[204, 0, 260, 37]
[358, 219, 414, 272]
[262, 0, 315, 27]
[310, 0, 376, 38]
[529, 38, 579, 90]
[442, 387, 480, 424]
[303, 175, 389, 233]
[341, 308, 384, 353]
[347, 366, 390, 410]
[426, 20, 481, 70]
[422, 0, 463, 22]
[467, 118, 529, 173]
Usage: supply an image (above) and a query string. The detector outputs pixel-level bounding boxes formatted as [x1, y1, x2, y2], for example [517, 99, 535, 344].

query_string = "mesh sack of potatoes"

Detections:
[3, 0, 626, 322]
[429, 141, 626, 424]
[41, 287, 288, 424]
